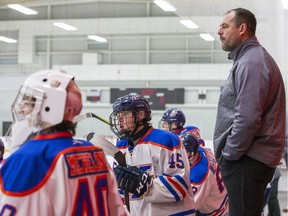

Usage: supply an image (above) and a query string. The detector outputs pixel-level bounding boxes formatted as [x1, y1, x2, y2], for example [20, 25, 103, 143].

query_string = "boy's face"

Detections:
[117, 110, 135, 133]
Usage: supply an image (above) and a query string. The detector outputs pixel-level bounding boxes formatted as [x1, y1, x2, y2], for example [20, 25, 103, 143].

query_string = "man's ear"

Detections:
[239, 23, 247, 35]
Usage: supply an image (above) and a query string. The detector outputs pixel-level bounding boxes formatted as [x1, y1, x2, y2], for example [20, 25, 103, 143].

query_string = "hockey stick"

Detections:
[74, 113, 125, 165]
[73, 112, 112, 126]
[73, 113, 129, 210]
[87, 132, 126, 167]
[88, 133, 129, 211]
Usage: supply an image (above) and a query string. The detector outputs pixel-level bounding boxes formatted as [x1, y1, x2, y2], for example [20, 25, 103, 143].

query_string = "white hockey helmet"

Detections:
[11, 69, 82, 129]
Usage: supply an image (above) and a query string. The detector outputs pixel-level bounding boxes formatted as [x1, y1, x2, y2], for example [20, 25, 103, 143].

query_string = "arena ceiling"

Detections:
[0, 0, 285, 70]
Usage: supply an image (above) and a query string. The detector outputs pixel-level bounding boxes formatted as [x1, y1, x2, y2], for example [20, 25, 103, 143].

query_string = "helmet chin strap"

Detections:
[120, 121, 140, 141]
[127, 112, 144, 142]
[169, 123, 173, 131]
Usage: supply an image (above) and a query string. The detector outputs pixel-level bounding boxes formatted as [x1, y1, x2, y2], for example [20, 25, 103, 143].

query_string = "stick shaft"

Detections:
[90, 113, 111, 126]
[73, 112, 112, 126]
[89, 134, 129, 211]
[73, 113, 129, 210]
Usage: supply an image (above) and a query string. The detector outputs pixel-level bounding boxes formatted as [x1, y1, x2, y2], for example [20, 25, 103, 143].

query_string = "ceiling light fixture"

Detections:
[0, 36, 17, 43]
[53, 22, 77, 31]
[153, 0, 176, 12]
[88, 35, 107, 42]
[281, 0, 288, 9]
[7, 4, 38, 15]
[180, 20, 199, 29]
[200, 33, 215, 41]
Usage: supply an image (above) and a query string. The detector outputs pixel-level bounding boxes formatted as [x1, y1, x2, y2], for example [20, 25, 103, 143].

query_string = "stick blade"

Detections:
[90, 134, 126, 166]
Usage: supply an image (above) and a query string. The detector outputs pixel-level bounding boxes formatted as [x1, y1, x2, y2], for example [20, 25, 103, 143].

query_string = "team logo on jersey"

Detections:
[64, 149, 108, 178]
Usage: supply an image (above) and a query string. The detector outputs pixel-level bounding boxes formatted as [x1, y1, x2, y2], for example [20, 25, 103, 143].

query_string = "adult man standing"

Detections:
[213, 8, 286, 216]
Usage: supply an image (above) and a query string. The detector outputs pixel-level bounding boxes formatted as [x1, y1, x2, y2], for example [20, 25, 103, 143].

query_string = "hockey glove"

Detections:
[113, 165, 152, 197]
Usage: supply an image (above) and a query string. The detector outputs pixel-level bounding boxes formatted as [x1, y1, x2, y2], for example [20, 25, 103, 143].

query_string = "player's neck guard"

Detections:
[129, 126, 151, 143]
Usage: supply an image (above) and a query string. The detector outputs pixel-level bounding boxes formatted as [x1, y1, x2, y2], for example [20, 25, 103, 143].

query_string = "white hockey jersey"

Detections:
[116, 127, 195, 216]
[189, 146, 229, 215]
[0, 132, 129, 216]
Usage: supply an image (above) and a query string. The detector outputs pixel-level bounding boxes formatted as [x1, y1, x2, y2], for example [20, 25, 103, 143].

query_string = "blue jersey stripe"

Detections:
[159, 176, 180, 202]
[174, 175, 189, 190]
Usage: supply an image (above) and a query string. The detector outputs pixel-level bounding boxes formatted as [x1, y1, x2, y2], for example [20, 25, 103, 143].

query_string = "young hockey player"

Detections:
[160, 108, 205, 146]
[0, 70, 129, 216]
[179, 132, 229, 215]
[110, 93, 195, 216]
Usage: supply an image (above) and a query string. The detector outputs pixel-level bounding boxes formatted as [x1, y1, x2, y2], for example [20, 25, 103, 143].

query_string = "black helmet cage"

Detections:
[109, 109, 140, 139]
[109, 93, 151, 139]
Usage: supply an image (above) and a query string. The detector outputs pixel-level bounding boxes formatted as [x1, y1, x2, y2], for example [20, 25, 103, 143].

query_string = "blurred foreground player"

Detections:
[0, 70, 129, 216]
[179, 132, 229, 215]
[110, 93, 195, 216]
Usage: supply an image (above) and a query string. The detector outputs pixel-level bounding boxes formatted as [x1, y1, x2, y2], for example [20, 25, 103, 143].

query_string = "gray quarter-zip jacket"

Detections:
[213, 37, 286, 167]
